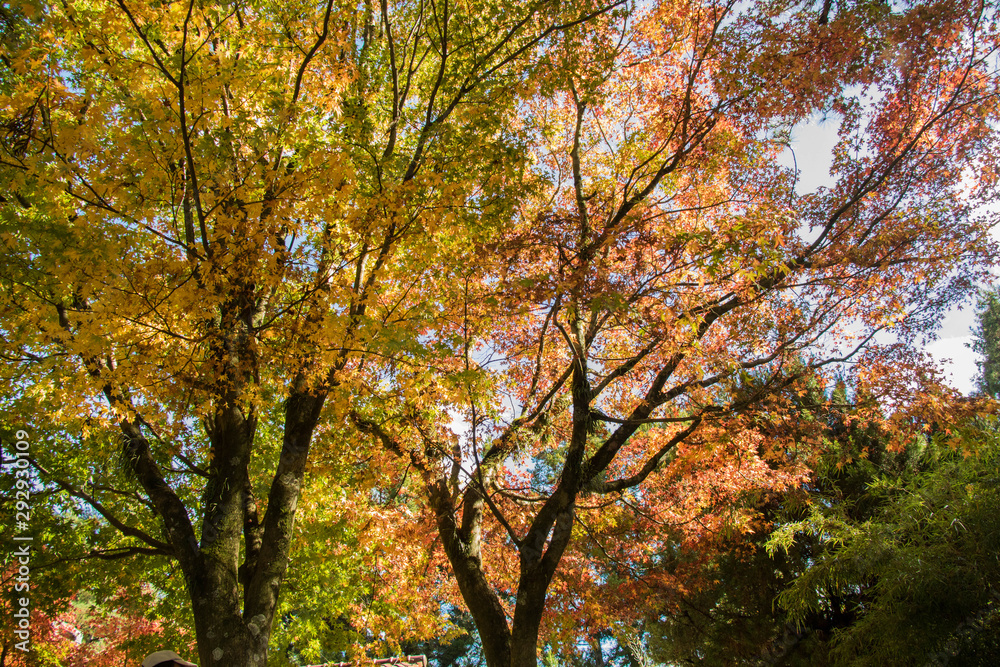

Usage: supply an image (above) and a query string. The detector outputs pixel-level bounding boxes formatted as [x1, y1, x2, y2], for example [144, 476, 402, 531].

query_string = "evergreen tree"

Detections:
[639, 386, 1000, 666]
[971, 288, 1000, 398]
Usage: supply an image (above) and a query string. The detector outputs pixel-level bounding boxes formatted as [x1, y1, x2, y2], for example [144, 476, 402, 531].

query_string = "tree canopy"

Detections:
[1, 0, 999, 665]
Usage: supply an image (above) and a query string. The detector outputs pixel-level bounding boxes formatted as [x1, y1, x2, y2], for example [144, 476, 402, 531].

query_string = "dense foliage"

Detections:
[2, 0, 999, 665]
[640, 387, 1000, 667]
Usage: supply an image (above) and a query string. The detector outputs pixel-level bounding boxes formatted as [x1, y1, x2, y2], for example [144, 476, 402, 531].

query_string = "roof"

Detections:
[305, 656, 428, 667]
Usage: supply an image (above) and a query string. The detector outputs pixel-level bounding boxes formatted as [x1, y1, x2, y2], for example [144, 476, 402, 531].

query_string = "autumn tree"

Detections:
[351, 0, 1000, 664]
[4, 0, 1000, 665]
[0, 454, 191, 666]
[0, 0, 621, 665]
[637, 380, 934, 665]
[614, 381, 999, 666]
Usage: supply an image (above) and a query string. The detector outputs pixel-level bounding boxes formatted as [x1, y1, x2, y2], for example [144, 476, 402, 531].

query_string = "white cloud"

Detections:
[925, 335, 978, 395]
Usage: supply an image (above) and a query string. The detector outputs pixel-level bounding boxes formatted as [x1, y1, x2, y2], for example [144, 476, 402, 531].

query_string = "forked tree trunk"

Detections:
[119, 383, 326, 667]
[433, 482, 579, 667]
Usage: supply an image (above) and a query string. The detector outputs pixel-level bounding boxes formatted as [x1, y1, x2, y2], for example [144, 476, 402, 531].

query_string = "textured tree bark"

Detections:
[114, 352, 327, 667]
[449, 363, 591, 666]
[428, 474, 514, 666]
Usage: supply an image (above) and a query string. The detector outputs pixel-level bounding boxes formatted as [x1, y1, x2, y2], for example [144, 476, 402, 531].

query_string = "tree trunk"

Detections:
[429, 479, 514, 666]
[116, 379, 325, 667]
[190, 587, 268, 667]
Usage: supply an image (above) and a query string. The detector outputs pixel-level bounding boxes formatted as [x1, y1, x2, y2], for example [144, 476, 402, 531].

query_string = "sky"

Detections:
[782, 116, 988, 396]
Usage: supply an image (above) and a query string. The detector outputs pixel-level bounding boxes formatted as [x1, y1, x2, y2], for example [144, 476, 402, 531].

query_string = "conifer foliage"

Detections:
[972, 288, 1000, 397]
